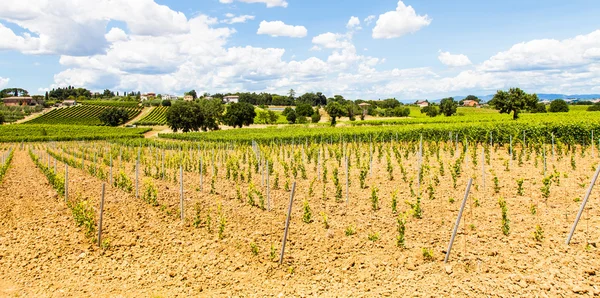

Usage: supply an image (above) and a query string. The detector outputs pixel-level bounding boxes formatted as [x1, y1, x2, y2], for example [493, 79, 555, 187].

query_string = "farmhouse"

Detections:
[62, 99, 77, 106]
[141, 93, 156, 101]
[462, 99, 479, 107]
[2, 96, 43, 106]
[415, 100, 429, 108]
[224, 95, 239, 103]
[161, 94, 178, 100]
[184, 95, 194, 101]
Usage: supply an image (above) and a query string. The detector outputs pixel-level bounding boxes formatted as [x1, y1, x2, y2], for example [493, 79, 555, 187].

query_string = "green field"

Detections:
[80, 100, 140, 108]
[135, 106, 169, 126]
[26, 105, 142, 126]
[0, 125, 150, 142]
[159, 108, 600, 145]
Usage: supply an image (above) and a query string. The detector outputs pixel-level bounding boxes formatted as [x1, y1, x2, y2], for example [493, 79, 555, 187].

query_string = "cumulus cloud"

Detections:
[105, 28, 128, 43]
[346, 16, 361, 30]
[372, 1, 431, 39]
[222, 14, 255, 24]
[219, 0, 288, 8]
[481, 30, 600, 72]
[0, 77, 9, 89]
[312, 32, 352, 49]
[438, 51, 472, 67]
[257, 21, 307, 38]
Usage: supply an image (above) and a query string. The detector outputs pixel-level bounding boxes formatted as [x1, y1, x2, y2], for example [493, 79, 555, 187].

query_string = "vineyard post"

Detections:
[97, 183, 105, 247]
[200, 155, 203, 192]
[444, 178, 473, 263]
[543, 144, 547, 176]
[552, 133, 555, 159]
[65, 164, 68, 203]
[566, 165, 600, 245]
[279, 181, 296, 265]
[109, 153, 113, 186]
[180, 165, 184, 222]
[481, 146, 485, 191]
[317, 149, 321, 181]
[345, 156, 349, 205]
[47, 151, 50, 169]
[455, 134, 459, 153]
[135, 152, 139, 199]
[509, 135, 513, 168]
[267, 159, 270, 211]
[417, 135, 423, 193]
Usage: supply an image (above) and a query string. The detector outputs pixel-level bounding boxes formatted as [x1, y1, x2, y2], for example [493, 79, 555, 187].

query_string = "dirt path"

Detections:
[124, 106, 152, 126]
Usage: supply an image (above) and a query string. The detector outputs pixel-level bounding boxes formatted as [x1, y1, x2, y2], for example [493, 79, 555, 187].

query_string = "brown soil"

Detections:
[1, 145, 600, 296]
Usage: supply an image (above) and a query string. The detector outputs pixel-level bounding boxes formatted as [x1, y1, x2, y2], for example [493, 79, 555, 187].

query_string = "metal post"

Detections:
[566, 165, 600, 245]
[444, 178, 473, 263]
[97, 183, 105, 247]
[279, 181, 296, 265]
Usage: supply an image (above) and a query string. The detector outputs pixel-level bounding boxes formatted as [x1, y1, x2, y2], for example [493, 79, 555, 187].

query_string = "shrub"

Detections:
[549, 99, 569, 113]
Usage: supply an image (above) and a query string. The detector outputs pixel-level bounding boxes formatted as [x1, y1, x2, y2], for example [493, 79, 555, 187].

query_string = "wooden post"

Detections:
[200, 155, 204, 192]
[180, 165, 184, 222]
[267, 159, 271, 211]
[109, 153, 113, 186]
[444, 178, 473, 263]
[65, 164, 69, 202]
[279, 181, 296, 265]
[345, 156, 349, 205]
[481, 146, 485, 191]
[566, 165, 600, 245]
[97, 183, 105, 247]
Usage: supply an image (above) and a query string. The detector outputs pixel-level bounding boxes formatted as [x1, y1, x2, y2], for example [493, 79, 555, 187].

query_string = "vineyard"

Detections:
[2, 128, 600, 295]
[0, 105, 44, 123]
[135, 106, 169, 126]
[80, 100, 141, 108]
[26, 105, 142, 125]
[0, 125, 150, 142]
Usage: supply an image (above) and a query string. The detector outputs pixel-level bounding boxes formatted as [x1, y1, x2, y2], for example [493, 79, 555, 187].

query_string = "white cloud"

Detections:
[312, 32, 352, 49]
[0, 77, 9, 89]
[364, 15, 376, 26]
[438, 51, 472, 67]
[372, 1, 431, 39]
[105, 27, 128, 43]
[481, 30, 600, 72]
[257, 21, 307, 38]
[0, 0, 189, 56]
[219, 0, 288, 8]
[222, 14, 255, 24]
[346, 16, 361, 30]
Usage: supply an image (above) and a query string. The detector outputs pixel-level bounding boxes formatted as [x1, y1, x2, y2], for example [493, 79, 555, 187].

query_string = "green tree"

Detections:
[439, 97, 458, 116]
[531, 102, 547, 113]
[325, 101, 346, 126]
[99, 108, 130, 126]
[0, 112, 4, 125]
[162, 100, 172, 106]
[223, 102, 256, 128]
[295, 103, 313, 117]
[421, 105, 439, 117]
[549, 99, 569, 113]
[268, 110, 279, 124]
[281, 107, 294, 117]
[311, 107, 321, 123]
[286, 109, 297, 124]
[197, 98, 224, 131]
[166, 101, 201, 132]
[488, 88, 539, 120]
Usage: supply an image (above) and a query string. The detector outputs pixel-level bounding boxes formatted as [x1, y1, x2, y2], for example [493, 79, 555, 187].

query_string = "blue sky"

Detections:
[1, 0, 600, 99]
